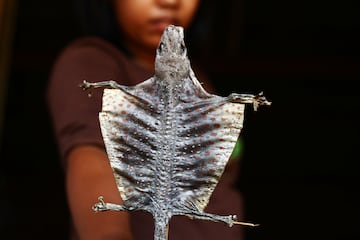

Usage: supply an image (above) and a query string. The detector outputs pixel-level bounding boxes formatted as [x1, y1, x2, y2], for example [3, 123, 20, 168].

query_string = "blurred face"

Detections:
[114, 0, 200, 53]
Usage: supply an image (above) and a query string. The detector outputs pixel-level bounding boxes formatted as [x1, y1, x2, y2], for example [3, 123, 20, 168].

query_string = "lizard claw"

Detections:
[79, 80, 93, 97]
[92, 196, 107, 212]
[253, 92, 271, 111]
[80, 80, 91, 90]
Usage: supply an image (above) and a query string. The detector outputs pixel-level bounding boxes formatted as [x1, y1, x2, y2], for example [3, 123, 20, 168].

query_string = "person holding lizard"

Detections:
[47, 0, 243, 239]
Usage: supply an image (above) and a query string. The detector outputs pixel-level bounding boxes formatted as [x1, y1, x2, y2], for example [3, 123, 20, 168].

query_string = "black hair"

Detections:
[73, 0, 121, 43]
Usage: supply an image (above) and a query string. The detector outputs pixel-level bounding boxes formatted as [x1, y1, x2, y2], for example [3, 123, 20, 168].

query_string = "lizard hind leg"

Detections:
[184, 210, 238, 227]
[177, 209, 259, 227]
[92, 196, 129, 212]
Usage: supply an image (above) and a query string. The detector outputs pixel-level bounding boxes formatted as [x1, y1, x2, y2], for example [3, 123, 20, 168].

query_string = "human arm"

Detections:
[45, 38, 151, 240]
[66, 145, 133, 240]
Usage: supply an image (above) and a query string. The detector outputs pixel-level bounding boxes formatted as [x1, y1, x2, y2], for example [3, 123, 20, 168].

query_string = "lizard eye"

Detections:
[180, 43, 186, 54]
[181, 43, 185, 51]
[158, 42, 164, 53]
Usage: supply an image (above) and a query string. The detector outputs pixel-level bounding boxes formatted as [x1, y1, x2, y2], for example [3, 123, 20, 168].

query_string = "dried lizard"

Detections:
[81, 25, 270, 240]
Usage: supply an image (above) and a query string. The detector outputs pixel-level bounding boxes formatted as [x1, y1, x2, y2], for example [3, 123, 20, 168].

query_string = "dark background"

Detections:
[1, 0, 359, 239]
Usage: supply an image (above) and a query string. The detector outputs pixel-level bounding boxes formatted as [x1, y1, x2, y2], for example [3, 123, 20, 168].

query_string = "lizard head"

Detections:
[154, 25, 190, 80]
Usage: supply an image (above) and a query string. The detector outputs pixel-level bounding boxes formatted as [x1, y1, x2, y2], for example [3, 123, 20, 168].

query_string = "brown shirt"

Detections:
[47, 37, 243, 239]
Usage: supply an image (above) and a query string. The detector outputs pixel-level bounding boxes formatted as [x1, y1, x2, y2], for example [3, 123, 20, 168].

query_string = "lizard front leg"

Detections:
[227, 92, 271, 111]
[80, 80, 123, 90]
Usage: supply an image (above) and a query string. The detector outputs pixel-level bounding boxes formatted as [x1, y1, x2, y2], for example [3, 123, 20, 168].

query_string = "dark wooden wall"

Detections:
[1, 1, 359, 239]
